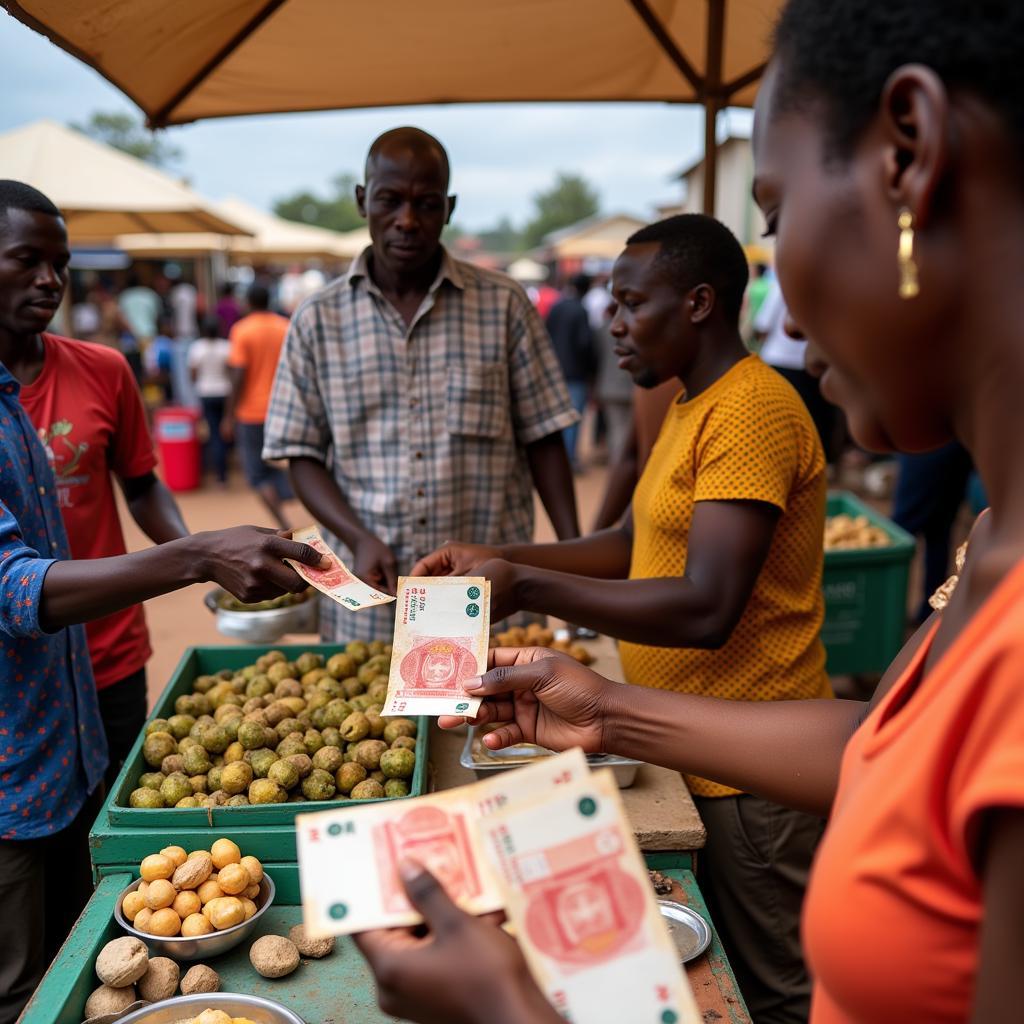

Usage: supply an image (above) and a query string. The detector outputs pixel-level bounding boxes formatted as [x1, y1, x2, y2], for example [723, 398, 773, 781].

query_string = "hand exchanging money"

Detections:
[354, 863, 561, 1024]
[439, 647, 617, 754]
[410, 541, 503, 578]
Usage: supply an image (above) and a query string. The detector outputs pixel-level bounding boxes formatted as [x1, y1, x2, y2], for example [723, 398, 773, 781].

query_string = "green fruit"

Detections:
[276, 735, 308, 759]
[340, 712, 370, 743]
[323, 699, 351, 729]
[365, 709, 386, 739]
[384, 779, 410, 798]
[353, 740, 388, 771]
[267, 662, 297, 684]
[142, 732, 177, 769]
[285, 753, 313, 779]
[342, 677, 366, 699]
[192, 674, 217, 693]
[167, 714, 196, 740]
[316, 676, 343, 699]
[367, 681, 388, 704]
[357, 663, 378, 685]
[275, 678, 304, 699]
[350, 694, 374, 712]
[160, 753, 185, 775]
[129, 787, 164, 808]
[207, 765, 225, 792]
[335, 762, 367, 794]
[312, 746, 344, 775]
[221, 760, 254, 795]
[305, 690, 331, 712]
[268, 759, 301, 791]
[208, 790, 228, 806]
[178, 736, 201, 754]
[350, 779, 385, 800]
[379, 748, 416, 780]
[219, 716, 242, 742]
[176, 796, 201, 808]
[326, 652, 356, 679]
[370, 770, 387, 785]
[275, 718, 303, 742]
[321, 727, 343, 749]
[264, 701, 290, 727]
[367, 640, 386, 657]
[189, 774, 209, 794]
[190, 694, 213, 717]
[345, 641, 369, 664]
[302, 728, 324, 755]
[382, 719, 418, 744]
[226, 794, 250, 807]
[301, 768, 336, 801]
[249, 778, 287, 804]
[181, 745, 212, 776]
[391, 736, 417, 752]
[201, 724, 230, 754]
[146, 718, 171, 736]
[295, 652, 324, 675]
[224, 741, 245, 764]
[237, 720, 267, 751]
[138, 771, 165, 791]
[246, 675, 274, 699]
[249, 748, 278, 779]
[160, 772, 193, 807]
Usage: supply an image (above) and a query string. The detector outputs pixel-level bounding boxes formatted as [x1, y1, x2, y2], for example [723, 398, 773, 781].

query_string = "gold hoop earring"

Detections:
[897, 208, 919, 299]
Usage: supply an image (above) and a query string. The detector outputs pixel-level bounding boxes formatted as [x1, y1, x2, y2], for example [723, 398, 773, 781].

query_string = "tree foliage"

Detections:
[273, 173, 365, 232]
[71, 111, 183, 168]
[522, 173, 600, 248]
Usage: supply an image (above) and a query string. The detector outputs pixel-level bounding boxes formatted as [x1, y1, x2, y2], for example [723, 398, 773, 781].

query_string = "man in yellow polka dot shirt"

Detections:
[415, 214, 830, 1024]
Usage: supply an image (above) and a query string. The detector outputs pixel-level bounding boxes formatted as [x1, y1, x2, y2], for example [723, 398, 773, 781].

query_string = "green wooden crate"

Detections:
[91, 644, 428, 868]
[822, 491, 915, 675]
[22, 864, 741, 1024]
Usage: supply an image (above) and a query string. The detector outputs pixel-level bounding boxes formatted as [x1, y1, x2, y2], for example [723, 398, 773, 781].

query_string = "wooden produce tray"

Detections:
[22, 865, 748, 1024]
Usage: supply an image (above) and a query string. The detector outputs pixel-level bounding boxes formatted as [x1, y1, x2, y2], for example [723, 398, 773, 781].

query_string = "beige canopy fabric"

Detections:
[115, 199, 369, 263]
[0, 120, 248, 240]
[545, 213, 648, 261]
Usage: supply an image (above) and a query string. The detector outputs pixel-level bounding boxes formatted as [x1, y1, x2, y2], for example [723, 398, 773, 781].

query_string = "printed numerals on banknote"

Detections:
[383, 576, 491, 717]
[296, 749, 588, 937]
[480, 769, 700, 1024]
[285, 525, 396, 611]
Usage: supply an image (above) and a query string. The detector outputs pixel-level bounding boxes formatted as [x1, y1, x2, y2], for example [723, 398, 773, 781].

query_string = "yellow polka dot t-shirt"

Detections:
[619, 355, 831, 797]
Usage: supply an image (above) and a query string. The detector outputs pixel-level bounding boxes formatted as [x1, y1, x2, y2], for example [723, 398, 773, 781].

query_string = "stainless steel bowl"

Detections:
[117, 992, 306, 1024]
[114, 873, 275, 961]
[206, 587, 318, 642]
[658, 899, 712, 964]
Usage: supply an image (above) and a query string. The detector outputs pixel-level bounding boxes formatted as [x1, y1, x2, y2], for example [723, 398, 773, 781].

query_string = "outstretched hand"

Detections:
[354, 862, 559, 1024]
[410, 541, 502, 578]
[438, 647, 618, 754]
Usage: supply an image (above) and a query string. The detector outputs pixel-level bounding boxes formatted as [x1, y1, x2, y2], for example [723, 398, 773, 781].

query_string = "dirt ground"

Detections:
[122, 421, 612, 709]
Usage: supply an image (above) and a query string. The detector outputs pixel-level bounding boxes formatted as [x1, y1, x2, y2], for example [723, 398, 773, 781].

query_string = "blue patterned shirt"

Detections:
[264, 248, 577, 643]
[0, 362, 107, 839]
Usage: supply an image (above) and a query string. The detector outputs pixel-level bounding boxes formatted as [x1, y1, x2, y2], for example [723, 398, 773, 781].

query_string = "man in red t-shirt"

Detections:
[19, 333, 189, 788]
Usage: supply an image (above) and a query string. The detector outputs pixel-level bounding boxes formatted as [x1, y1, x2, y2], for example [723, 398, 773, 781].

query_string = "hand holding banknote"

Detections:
[354, 862, 561, 1024]
[439, 646, 615, 755]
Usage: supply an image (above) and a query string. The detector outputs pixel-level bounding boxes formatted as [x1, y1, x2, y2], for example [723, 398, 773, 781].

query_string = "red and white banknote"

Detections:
[284, 525, 396, 611]
[480, 769, 700, 1024]
[296, 748, 588, 938]
[382, 576, 491, 717]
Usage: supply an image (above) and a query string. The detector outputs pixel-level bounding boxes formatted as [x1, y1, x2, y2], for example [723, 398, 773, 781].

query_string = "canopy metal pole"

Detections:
[702, 0, 726, 214]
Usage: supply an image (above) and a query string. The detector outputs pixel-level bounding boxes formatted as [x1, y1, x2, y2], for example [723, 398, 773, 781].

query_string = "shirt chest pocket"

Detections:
[445, 363, 509, 438]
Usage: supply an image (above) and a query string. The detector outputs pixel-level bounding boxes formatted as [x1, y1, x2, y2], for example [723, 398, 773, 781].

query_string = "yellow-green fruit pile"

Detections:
[126, 643, 419, 809]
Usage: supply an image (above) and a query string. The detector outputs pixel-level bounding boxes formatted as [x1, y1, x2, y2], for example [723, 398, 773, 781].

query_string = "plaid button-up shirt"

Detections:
[264, 247, 577, 642]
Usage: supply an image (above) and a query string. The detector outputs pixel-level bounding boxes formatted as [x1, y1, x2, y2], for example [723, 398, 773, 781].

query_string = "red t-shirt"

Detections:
[19, 334, 156, 688]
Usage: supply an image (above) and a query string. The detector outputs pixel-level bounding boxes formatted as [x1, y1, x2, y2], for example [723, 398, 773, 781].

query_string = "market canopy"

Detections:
[116, 199, 370, 263]
[0, 119, 249, 240]
[1, 0, 782, 210]
[544, 213, 649, 262]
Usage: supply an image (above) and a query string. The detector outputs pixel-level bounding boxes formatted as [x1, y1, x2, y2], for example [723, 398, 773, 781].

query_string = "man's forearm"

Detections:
[40, 536, 205, 630]
[128, 479, 189, 544]
[288, 457, 374, 549]
[511, 567, 735, 647]
[603, 684, 861, 816]
[525, 433, 579, 539]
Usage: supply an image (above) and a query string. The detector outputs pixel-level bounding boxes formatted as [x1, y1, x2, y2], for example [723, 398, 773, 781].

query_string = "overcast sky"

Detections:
[0, 11, 751, 231]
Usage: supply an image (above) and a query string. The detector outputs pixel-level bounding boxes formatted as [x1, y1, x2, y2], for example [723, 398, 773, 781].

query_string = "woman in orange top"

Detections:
[350, 2, 1024, 1023]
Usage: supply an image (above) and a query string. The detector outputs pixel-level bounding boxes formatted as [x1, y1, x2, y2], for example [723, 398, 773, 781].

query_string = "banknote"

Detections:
[382, 576, 490, 717]
[284, 525, 396, 611]
[480, 769, 700, 1024]
[296, 748, 588, 938]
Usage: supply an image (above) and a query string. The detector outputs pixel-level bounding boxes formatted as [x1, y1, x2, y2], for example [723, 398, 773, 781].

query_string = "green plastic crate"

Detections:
[822, 492, 915, 675]
[90, 644, 428, 871]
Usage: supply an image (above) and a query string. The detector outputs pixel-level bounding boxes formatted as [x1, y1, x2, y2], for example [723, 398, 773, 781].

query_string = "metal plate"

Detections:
[658, 899, 712, 964]
[206, 587, 318, 642]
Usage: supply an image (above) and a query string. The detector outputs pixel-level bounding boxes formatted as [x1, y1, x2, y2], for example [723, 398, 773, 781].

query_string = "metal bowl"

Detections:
[205, 587, 318, 642]
[114, 873, 275, 961]
[117, 992, 306, 1024]
[658, 899, 712, 964]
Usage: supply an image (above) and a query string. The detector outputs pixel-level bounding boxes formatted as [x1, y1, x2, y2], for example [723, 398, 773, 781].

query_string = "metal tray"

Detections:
[205, 587, 318, 642]
[658, 899, 712, 964]
[460, 728, 641, 787]
[118, 992, 306, 1024]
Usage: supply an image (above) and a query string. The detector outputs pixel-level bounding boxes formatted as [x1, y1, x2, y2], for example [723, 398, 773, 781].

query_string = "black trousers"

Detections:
[0, 784, 104, 1024]
[97, 667, 148, 793]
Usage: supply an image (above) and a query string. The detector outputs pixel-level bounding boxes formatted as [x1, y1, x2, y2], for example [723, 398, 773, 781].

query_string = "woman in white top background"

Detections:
[188, 316, 233, 485]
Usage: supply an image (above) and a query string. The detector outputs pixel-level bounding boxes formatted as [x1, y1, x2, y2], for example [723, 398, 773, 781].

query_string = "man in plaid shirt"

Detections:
[264, 127, 580, 643]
